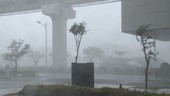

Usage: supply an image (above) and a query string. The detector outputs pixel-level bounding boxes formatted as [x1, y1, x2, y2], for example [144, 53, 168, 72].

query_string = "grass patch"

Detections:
[19, 84, 170, 96]
[133, 86, 160, 91]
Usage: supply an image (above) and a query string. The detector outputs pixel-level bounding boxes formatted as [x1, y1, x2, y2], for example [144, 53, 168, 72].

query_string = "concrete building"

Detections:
[122, 0, 170, 41]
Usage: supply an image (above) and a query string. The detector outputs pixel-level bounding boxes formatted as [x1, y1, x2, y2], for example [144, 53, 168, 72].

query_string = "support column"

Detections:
[42, 3, 75, 69]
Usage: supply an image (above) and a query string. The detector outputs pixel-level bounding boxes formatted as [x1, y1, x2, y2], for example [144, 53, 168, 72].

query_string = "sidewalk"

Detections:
[0, 88, 21, 96]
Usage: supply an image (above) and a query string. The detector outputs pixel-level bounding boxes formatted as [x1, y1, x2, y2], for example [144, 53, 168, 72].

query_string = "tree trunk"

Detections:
[14, 61, 18, 75]
[145, 61, 150, 91]
[75, 46, 80, 63]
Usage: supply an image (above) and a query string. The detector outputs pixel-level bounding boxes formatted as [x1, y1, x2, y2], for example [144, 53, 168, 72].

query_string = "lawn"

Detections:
[14, 84, 169, 96]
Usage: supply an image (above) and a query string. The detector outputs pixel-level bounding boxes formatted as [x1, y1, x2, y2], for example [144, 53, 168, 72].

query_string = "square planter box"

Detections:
[71, 62, 94, 87]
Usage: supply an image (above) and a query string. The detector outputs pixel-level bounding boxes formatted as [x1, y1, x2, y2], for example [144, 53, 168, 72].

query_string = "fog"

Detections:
[0, 1, 170, 94]
[0, 2, 170, 66]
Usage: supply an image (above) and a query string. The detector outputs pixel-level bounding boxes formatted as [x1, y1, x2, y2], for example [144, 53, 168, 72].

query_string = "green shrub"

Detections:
[20, 84, 170, 96]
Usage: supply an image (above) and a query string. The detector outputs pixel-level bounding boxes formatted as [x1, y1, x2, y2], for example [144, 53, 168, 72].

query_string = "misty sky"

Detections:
[0, 2, 170, 66]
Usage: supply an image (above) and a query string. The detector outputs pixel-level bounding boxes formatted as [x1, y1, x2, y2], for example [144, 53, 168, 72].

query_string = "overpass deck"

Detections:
[0, 0, 119, 15]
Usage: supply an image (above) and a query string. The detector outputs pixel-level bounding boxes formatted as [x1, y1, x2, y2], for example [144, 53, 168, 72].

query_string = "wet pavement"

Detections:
[0, 73, 170, 95]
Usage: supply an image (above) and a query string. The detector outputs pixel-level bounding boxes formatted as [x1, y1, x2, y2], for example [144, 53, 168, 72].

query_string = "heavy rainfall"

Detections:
[0, 1, 170, 96]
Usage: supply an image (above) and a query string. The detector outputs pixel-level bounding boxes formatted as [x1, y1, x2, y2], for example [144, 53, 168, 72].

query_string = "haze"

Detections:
[0, 2, 169, 67]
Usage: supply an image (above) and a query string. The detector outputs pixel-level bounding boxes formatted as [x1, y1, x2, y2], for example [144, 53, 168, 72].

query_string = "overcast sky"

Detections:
[0, 2, 170, 65]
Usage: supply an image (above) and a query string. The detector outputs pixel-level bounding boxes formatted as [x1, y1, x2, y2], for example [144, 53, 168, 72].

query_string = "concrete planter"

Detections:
[71, 62, 94, 88]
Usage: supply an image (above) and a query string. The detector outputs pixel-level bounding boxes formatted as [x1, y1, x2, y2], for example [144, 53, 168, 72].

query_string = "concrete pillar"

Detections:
[42, 3, 75, 69]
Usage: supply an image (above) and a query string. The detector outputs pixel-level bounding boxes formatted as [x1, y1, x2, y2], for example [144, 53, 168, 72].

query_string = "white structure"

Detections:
[122, 0, 170, 41]
[42, 3, 75, 68]
[0, 0, 170, 68]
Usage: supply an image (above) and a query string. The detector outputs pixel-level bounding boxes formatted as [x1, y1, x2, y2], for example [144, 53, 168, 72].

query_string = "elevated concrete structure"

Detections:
[0, 0, 118, 15]
[122, 0, 170, 41]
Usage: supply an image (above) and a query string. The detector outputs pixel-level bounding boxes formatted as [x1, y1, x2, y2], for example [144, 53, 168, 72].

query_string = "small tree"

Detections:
[28, 50, 44, 66]
[2, 39, 31, 74]
[114, 50, 126, 56]
[69, 21, 87, 63]
[82, 46, 104, 62]
[136, 25, 158, 91]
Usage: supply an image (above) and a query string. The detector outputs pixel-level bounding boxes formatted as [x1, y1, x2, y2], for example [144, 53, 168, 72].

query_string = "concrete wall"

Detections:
[122, 0, 170, 41]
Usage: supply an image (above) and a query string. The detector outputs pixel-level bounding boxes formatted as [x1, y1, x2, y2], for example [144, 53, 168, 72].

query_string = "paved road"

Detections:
[0, 73, 170, 95]
[0, 88, 21, 96]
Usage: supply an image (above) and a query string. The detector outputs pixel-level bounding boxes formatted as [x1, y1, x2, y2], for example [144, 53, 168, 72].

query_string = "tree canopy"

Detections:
[28, 50, 44, 66]
[2, 39, 31, 73]
[82, 46, 104, 62]
[69, 21, 87, 63]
